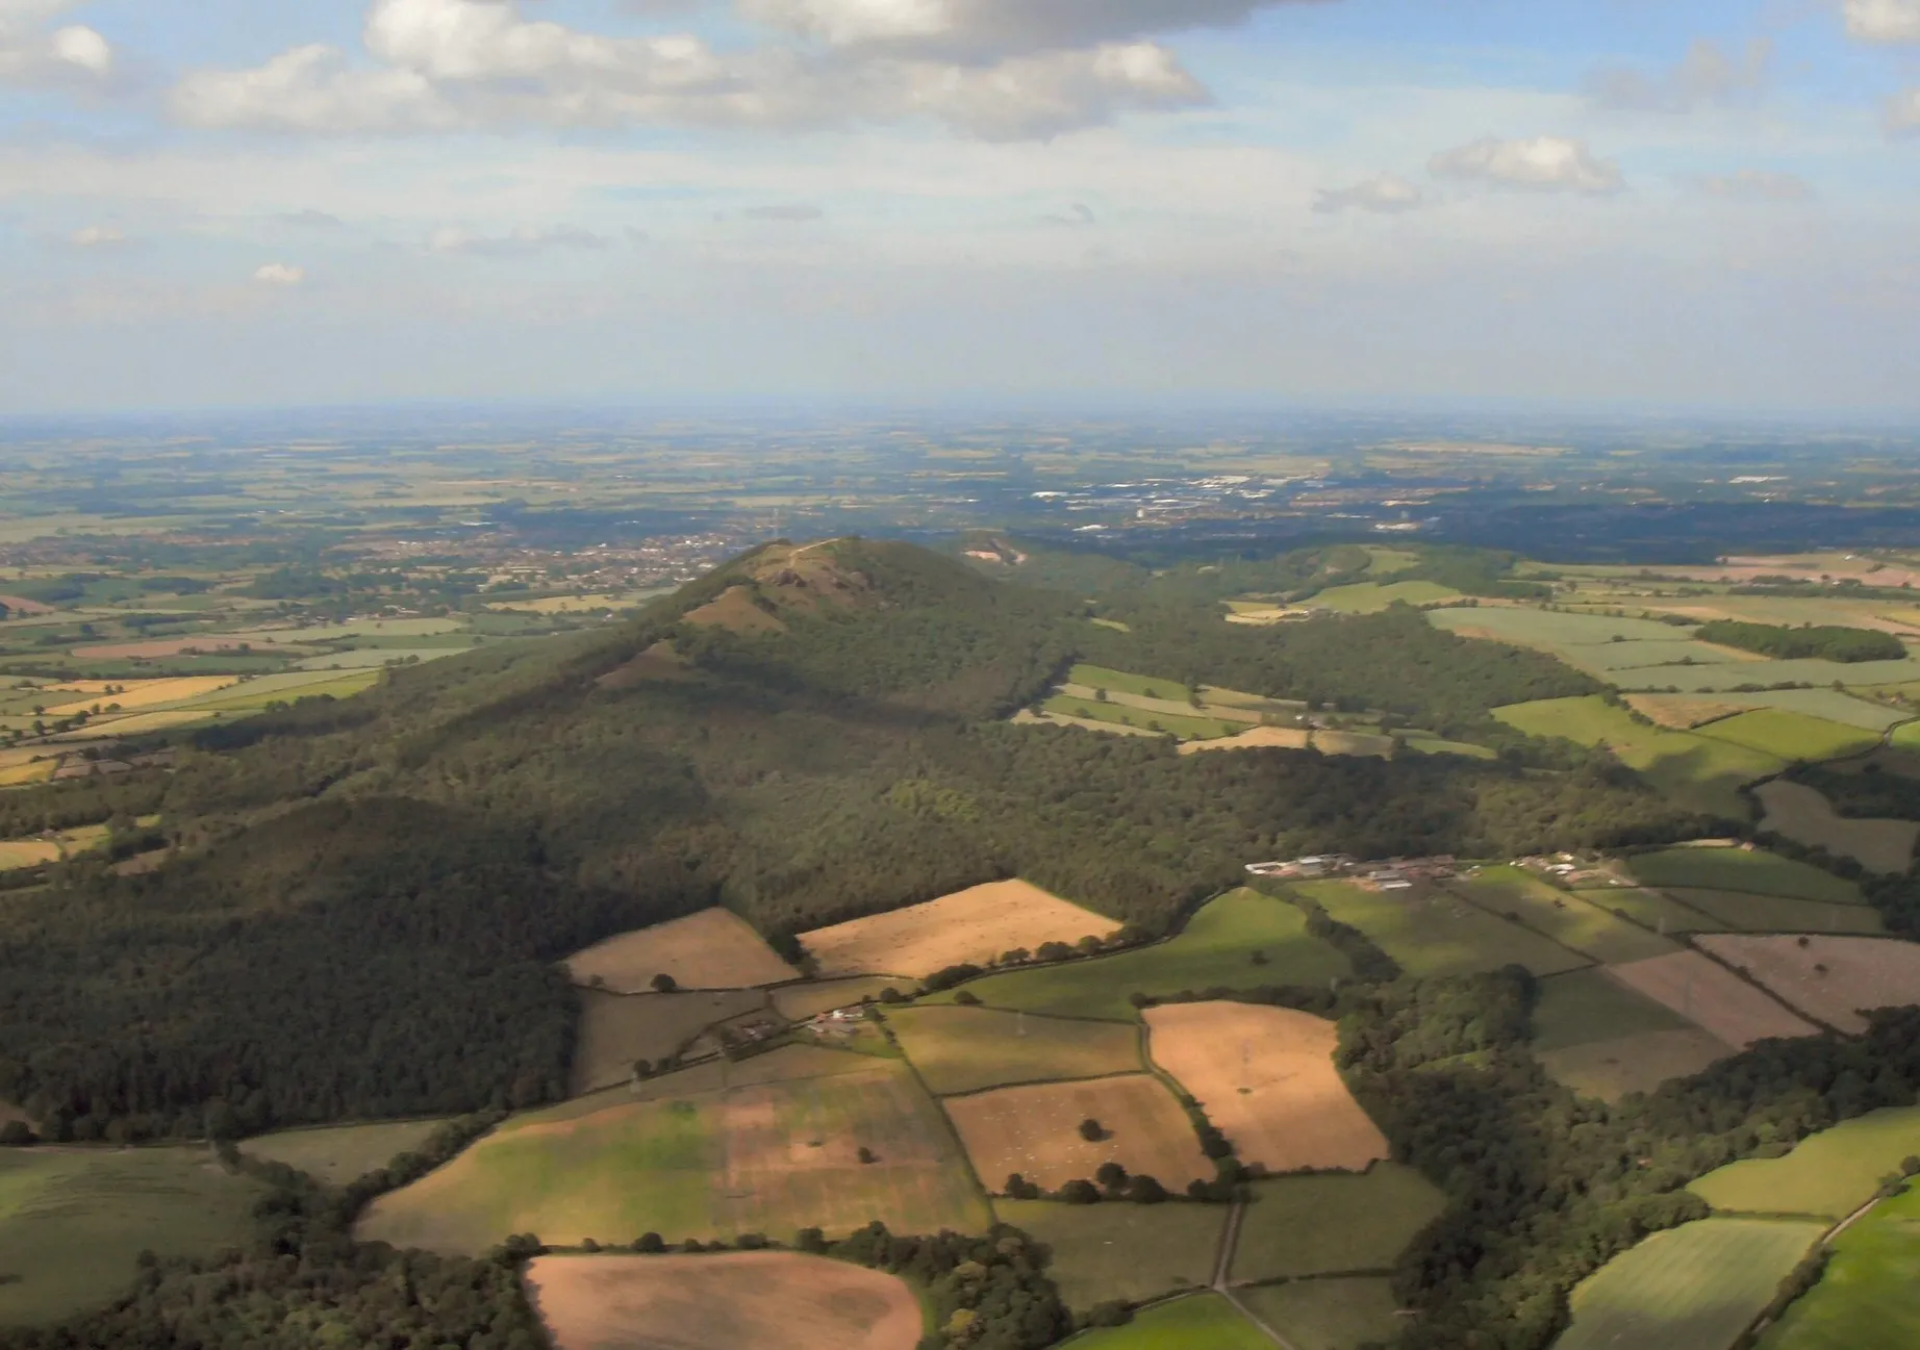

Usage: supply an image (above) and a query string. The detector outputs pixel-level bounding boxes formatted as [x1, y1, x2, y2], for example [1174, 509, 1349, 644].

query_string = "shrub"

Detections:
[1078, 1118, 1104, 1142]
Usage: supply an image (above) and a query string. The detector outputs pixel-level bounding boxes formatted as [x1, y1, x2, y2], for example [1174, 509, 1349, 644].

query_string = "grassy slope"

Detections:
[1297, 880, 1591, 979]
[241, 1119, 449, 1187]
[1761, 1182, 1920, 1350]
[1230, 1165, 1448, 1283]
[1496, 695, 1782, 819]
[1530, 968, 1698, 1053]
[0, 1150, 263, 1326]
[1690, 1106, 1920, 1220]
[886, 1007, 1144, 1096]
[1064, 1294, 1270, 1349]
[1456, 867, 1678, 964]
[925, 890, 1349, 1022]
[1556, 1219, 1823, 1350]
[1627, 849, 1865, 904]
[990, 1199, 1222, 1310]
[1694, 710, 1882, 764]
[1239, 1279, 1404, 1350]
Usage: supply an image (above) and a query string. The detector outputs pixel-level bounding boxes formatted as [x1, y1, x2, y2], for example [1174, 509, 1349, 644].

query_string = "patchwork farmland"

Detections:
[1144, 1003, 1389, 1175]
[884, 1006, 1143, 1096]
[523, 1252, 923, 1350]
[1694, 935, 1920, 1035]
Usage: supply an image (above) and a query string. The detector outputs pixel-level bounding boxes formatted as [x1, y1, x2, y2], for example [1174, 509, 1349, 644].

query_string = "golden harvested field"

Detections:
[1625, 695, 1753, 730]
[1606, 952, 1818, 1048]
[571, 989, 771, 1094]
[40, 676, 239, 715]
[1144, 1003, 1388, 1175]
[1694, 935, 1920, 1034]
[1178, 726, 1313, 754]
[1755, 780, 1919, 875]
[525, 1252, 922, 1350]
[69, 637, 261, 659]
[0, 824, 109, 870]
[943, 1074, 1213, 1193]
[799, 880, 1122, 980]
[564, 909, 799, 992]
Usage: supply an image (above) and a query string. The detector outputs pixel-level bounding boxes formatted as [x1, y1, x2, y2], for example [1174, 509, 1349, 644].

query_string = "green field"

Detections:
[242, 1119, 451, 1186]
[1690, 1107, 1920, 1220]
[1495, 695, 1783, 818]
[1531, 969, 1699, 1053]
[357, 1047, 990, 1252]
[571, 988, 772, 1095]
[1230, 1165, 1448, 1283]
[1239, 1278, 1405, 1350]
[1403, 731, 1499, 760]
[886, 1006, 1143, 1096]
[991, 1198, 1222, 1310]
[1043, 694, 1242, 741]
[1761, 1182, 1920, 1350]
[1664, 888, 1888, 935]
[1309, 580, 1463, 613]
[926, 889, 1349, 1022]
[1067, 665, 1197, 701]
[1296, 880, 1591, 978]
[1626, 848, 1865, 904]
[1456, 868, 1679, 964]
[1555, 1218, 1823, 1350]
[1755, 780, 1919, 875]
[1064, 1294, 1270, 1349]
[0, 1149, 264, 1326]
[1614, 655, 1920, 694]
[1569, 886, 1722, 935]
[1428, 607, 1687, 649]
[1695, 710, 1882, 764]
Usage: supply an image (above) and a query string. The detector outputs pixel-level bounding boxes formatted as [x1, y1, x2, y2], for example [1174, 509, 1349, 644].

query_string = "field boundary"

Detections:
[931, 1068, 1155, 1103]
[873, 1009, 997, 1211]
[1441, 880, 1609, 970]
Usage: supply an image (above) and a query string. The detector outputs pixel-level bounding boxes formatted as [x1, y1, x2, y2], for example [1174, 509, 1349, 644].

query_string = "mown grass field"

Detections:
[991, 1198, 1222, 1310]
[0, 1149, 263, 1326]
[1760, 1181, 1920, 1350]
[1627, 848, 1865, 904]
[1455, 867, 1678, 964]
[1530, 968, 1732, 1100]
[1626, 655, 1920, 694]
[242, 1119, 450, 1186]
[1555, 1218, 1823, 1350]
[1690, 1106, 1920, 1220]
[1296, 879, 1591, 978]
[1239, 1278, 1405, 1350]
[1064, 1293, 1270, 1349]
[886, 1006, 1142, 1096]
[1067, 665, 1196, 701]
[358, 1047, 989, 1252]
[1042, 694, 1243, 740]
[1494, 695, 1783, 818]
[1571, 885, 1722, 935]
[1230, 1165, 1447, 1283]
[1695, 710, 1882, 764]
[924, 889, 1348, 1022]
[1659, 888, 1886, 934]
[1755, 780, 1918, 875]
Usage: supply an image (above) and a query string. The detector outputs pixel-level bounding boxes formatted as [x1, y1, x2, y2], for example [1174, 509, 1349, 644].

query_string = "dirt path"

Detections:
[1210, 1199, 1302, 1350]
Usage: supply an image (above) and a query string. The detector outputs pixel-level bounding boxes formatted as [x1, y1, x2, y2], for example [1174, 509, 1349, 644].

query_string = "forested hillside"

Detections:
[0, 540, 1696, 1139]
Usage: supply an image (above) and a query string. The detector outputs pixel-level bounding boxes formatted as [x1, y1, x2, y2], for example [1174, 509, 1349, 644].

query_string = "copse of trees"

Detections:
[1695, 619, 1906, 663]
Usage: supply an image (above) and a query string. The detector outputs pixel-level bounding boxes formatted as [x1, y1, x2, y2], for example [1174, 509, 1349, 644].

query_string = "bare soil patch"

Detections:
[1144, 1003, 1388, 1174]
[943, 1074, 1213, 1193]
[1694, 935, 1920, 1034]
[565, 909, 799, 992]
[799, 880, 1121, 979]
[1178, 726, 1314, 755]
[525, 1251, 922, 1350]
[1605, 951, 1818, 1048]
[682, 586, 787, 635]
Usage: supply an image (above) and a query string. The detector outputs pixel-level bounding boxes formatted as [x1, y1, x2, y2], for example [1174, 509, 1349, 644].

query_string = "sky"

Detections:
[1, 0, 1918, 414]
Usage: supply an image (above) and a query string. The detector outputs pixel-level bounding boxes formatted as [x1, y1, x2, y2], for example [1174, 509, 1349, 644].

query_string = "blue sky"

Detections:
[2, 0, 1917, 413]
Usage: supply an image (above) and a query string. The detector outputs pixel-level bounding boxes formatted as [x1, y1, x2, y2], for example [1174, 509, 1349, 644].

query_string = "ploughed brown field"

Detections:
[564, 908, 800, 992]
[942, 1074, 1213, 1193]
[524, 1252, 922, 1350]
[1604, 951, 1818, 1048]
[798, 880, 1122, 980]
[1144, 1003, 1389, 1174]
[1694, 935, 1920, 1035]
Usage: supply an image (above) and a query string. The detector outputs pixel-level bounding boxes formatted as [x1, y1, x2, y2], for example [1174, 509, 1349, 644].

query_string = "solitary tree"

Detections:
[1078, 1118, 1104, 1142]
[650, 972, 678, 993]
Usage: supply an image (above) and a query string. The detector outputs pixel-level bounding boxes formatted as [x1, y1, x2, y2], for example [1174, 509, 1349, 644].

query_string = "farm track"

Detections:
[1210, 1199, 1302, 1350]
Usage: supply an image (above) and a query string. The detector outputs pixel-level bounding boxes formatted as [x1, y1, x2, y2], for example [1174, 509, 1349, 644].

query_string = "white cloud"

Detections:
[738, 0, 1313, 58]
[172, 44, 458, 133]
[1429, 136, 1625, 194]
[0, 0, 113, 84]
[426, 224, 607, 255]
[1588, 38, 1769, 113]
[744, 203, 824, 220]
[1690, 168, 1813, 201]
[167, 0, 1210, 139]
[1845, 0, 1920, 43]
[70, 223, 125, 246]
[1888, 87, 1920, 132]
[1313, 173, 1423, 214]
[253, 262, 306, 285]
